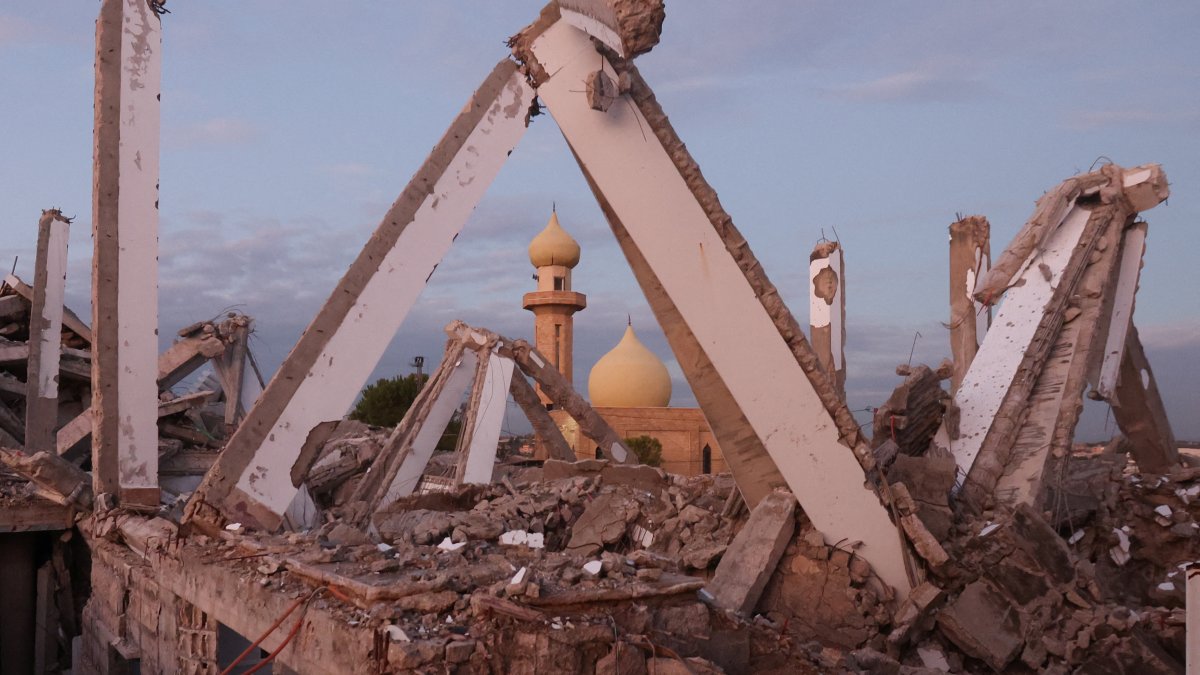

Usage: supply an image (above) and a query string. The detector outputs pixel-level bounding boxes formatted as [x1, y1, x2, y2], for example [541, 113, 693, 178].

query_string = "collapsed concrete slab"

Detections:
[932, 164, 1172, 511]
[705, 489, 796, 615]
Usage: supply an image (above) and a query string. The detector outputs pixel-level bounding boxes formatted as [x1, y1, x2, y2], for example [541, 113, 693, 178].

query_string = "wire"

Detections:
[219, 587, 323, 675]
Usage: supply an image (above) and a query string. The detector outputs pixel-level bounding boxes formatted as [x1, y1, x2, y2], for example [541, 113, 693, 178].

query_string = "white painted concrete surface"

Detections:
[1096, 223, 1147, 400]
[461, 353, 515, 485]
[35, 219, 68, 396]
[935, 205, 1091, 478]
[379, 349, 479, 509]
[116, 0, 161, 493]
[533, 21, 910, 594]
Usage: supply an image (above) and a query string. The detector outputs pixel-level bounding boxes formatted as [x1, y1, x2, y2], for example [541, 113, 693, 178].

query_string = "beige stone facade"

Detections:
[550, 407, 727, 476]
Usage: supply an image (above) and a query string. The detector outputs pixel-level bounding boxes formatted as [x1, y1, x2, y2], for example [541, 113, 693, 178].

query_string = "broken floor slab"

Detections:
[705, 489, 796, 615]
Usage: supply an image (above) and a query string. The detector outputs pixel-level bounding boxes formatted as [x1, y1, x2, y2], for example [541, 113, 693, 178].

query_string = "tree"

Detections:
[624, 435, 663, 468]
[351, 374, 460, 452]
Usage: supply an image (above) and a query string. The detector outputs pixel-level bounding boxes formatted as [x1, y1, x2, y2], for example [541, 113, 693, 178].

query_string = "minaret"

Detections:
[523, 209, 586, 407]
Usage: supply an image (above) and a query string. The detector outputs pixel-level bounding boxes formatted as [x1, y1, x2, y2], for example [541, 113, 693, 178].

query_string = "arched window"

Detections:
[702, 444, 712, 474]
[595, 447, 603, 460]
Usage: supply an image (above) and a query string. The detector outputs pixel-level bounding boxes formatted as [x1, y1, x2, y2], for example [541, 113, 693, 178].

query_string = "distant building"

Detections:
[523, 209, 726, 476]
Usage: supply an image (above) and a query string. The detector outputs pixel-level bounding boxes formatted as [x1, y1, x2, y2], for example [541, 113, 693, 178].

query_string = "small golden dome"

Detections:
[528, 211, 581, 269]
[588, 325, 672, 407]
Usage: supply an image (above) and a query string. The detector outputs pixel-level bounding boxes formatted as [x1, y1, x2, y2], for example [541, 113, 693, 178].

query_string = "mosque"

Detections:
[522, 210, 727, 476]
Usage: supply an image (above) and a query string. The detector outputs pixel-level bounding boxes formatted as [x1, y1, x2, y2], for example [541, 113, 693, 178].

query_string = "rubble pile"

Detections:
[124, 469, 825, 674]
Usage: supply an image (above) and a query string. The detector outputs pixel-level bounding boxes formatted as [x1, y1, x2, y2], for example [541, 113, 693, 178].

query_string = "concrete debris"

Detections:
[9, 2, 1195, 674]
[706, 489, 796, 615]
[872, 364, 950, 458]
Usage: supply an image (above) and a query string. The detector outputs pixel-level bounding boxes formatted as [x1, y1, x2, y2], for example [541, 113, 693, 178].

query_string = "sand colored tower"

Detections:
[523, 209, 586, 407]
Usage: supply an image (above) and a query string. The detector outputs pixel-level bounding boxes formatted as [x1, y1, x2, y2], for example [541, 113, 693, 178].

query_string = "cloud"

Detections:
[166, 117, 259, 149]
[824, 69, 989, 104]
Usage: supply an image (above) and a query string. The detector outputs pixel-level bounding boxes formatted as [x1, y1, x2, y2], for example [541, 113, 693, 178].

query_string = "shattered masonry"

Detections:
[0, 1, 1194, 674]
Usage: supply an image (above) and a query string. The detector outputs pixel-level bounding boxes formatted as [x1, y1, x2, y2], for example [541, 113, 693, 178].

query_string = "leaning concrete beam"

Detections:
[188, 61, 533, 531]
[948, 216, 990, 396]
[809, 241, 846, 399]
[989, 208, 1127, 509]
[24, 210, 71, 452]
[158, 334, 226, 391]
[1111, 325, 1178, 472]
[367, 342, 479, 514]
[604, 200, 786, 503]
[92, 0, 162, 508]
[506, 338, 632, 463]
[508, 370, 575, 461]
[456, 350, 514, 486]
[527, 20, 909, 594]
[1094, 222, 1147, 400]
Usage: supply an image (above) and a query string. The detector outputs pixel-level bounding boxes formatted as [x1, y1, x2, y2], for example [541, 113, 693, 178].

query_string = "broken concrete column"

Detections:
[0, 448, 93, 510]
[91, 0, 162, 508]
[948, 216, 990, 395]
[1093, 222, 1146, 400]
[57, 332, 226, 459]
[809, 240, 846, 399]
[187, 61, 533, 531]
[553, 0, 666, 58]
[1110, 325, 1178, 473]
[705, 489, 796, 615]
[25, 210, 71, 452]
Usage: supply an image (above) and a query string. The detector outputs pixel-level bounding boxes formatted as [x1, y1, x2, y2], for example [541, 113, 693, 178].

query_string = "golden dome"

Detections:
[588, 325, 672, 408]
[528, 211, 581, 269]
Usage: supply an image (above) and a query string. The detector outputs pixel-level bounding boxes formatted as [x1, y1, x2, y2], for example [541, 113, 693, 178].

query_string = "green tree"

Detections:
[624, 435, 663, 468]
[352, 374, 460, 452]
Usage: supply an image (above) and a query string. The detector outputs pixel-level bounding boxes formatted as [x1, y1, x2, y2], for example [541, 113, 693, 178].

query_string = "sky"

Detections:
[1, 2, 1198, 442]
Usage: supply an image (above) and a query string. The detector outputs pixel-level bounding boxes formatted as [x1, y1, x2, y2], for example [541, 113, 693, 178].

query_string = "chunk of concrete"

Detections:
[937, 581, 1022, 671]
[1011, 504, 1075, 585]
[705, 489, 796, 615]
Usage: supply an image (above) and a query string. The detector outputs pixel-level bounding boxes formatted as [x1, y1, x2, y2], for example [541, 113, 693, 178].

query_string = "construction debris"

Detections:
[3, 2, 1195, 674]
